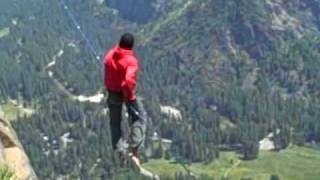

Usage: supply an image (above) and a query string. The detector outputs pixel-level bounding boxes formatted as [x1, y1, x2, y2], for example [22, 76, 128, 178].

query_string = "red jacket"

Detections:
[104, 46, 139, 101]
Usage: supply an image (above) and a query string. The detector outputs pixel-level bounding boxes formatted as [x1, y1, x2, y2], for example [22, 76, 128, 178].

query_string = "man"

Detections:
[104, 33, 146, 166]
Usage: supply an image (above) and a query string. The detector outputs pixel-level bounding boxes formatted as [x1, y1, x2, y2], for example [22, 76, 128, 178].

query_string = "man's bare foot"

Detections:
[128, 152, 141, 167]
[128, 153, 160, 180]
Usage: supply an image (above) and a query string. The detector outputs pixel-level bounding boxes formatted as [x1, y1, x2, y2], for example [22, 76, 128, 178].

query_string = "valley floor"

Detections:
[143, 146, 320, 180]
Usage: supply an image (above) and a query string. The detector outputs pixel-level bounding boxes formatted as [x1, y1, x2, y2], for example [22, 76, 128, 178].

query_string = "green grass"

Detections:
[143, 152, 241, 178]
[0, 27, 10, 39]
[143, 146, 320, 180]
[143, 158, 187, 177]
[231, 147, 320, 180]
[0, 101, 34, 121]
[0, 166, 16, 180]
[0, 102, 19, 121]
[220, 116, 236, 130]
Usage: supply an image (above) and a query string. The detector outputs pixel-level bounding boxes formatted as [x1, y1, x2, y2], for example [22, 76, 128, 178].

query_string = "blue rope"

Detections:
[58, 0, 101, 63]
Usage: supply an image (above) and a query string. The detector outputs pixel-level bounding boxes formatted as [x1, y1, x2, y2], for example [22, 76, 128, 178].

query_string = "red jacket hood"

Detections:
[112, 47, 134, 61]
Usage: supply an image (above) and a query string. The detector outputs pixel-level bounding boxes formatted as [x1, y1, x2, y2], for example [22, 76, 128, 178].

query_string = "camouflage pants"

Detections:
[107, 91, 146, 153]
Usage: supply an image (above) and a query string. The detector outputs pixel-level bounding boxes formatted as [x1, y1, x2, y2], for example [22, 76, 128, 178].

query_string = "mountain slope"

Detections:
[0, 0, 320, 179]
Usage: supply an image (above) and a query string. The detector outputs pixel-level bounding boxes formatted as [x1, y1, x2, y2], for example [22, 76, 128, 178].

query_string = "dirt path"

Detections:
[45, 49, 104, 104]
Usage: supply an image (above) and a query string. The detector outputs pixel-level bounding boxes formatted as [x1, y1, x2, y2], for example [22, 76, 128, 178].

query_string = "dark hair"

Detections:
[119, 33, 134, 50]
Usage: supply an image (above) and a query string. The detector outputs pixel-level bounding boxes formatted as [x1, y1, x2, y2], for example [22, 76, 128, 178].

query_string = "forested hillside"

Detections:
[0, 0, 320, 179]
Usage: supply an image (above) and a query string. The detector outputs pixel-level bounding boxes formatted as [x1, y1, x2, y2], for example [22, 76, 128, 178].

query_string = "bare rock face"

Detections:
[160, 105, 182, 121]
[0, 118, 38, 180]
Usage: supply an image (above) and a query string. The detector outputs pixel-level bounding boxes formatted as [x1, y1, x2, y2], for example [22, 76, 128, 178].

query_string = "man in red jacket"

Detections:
[104, 33, 146, 166]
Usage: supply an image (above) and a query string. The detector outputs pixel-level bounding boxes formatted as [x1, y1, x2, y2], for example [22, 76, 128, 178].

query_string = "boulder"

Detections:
[0, 117, 38, 180]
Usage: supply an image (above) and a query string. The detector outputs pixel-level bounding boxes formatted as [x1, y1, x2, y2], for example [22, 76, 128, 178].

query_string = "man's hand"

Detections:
[126, 100, 140, 119]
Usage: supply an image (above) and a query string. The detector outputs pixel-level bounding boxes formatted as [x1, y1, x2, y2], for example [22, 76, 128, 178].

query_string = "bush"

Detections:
[270, 174, 280, 180]
[0, 167, 16, 180]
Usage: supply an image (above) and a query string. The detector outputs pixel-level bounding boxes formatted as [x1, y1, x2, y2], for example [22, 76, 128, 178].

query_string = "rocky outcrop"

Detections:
[267, 0, 304, 37]
[259, 130, 280, 151]
[160, 105, 182, 121]
[0, 116, 37, 180]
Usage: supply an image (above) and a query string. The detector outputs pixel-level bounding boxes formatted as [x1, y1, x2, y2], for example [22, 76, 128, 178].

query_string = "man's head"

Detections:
[119, 33, 135, 50]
